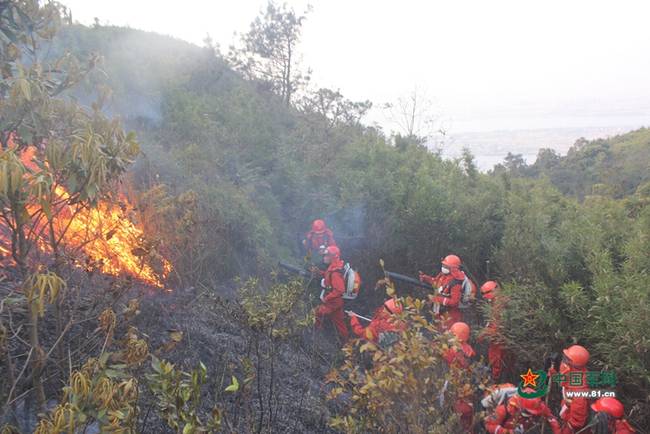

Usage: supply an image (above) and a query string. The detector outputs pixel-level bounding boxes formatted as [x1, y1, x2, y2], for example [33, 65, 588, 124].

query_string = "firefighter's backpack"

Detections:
[480, 383, 517, 410]
[342, 263, 361, 300]
[459, 277, 477, 309]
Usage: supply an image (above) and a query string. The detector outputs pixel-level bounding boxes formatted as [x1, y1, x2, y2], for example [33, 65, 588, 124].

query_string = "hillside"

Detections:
[1, 7, 649, 434]
[51, 24, 207, 121]
[523, 127, 650, 198]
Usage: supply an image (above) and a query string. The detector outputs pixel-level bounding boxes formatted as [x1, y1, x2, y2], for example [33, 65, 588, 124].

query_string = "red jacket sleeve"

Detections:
[434, 282, 462, 307]
[562, 397, 589, 429]
[350, 316, 365, 337]
[616, 420, 636, 433]
[352, 318, 382, 341]
[420, 273, 436, 285]
[324, 271, 345, 302]
[542, 405, 561, 434]
[443, 348, 456, 366]
[325, 229, 336, 247]
[484, 405, 511, 434]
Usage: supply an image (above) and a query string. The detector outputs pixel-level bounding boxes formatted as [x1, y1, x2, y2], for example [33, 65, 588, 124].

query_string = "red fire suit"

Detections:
[478, 298, 510, 381]
[304, 228, 336, 254]
[350, 307, 405, 342]
[315, 259, 348, 340]
[421, 269, 465, 328]
[611, 419, 636, 433]
[550, 365, 589, 434]
[484, 399, 561, 434]
[444, 343, 476, 432]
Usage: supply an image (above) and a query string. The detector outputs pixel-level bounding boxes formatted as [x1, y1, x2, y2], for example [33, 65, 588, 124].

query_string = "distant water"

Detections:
[440, 125, 645, 171]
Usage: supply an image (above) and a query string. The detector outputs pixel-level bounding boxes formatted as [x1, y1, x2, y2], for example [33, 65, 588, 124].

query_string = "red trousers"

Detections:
[315, 297, 348, 340]
[560, 398, 589, 434]
[436, 307, 462, 330]
[488, 343, 505, 381]
[454, 399, 473, 433]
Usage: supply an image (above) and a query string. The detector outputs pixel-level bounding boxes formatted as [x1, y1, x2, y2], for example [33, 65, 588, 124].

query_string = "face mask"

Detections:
[560, 362, 571, 375]
[441, 266, 450, 274]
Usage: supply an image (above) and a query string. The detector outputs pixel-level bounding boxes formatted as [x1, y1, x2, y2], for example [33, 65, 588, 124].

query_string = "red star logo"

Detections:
[520, 368, 540, 388]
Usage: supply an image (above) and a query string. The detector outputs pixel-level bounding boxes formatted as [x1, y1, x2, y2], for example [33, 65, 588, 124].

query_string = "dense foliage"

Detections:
[1, 1, 648, 432]
[500, 128, 650, 199]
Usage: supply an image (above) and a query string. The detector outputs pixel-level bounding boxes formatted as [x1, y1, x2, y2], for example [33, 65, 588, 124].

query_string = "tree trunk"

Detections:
[28, 303, 46, 407]
[285, 42, 292, 106]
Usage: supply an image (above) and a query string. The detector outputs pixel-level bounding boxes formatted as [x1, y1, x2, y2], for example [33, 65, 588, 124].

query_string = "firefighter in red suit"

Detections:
[314, 245, 348, 340]
[590, 397, 636, 433]
[478, 280, 511, 381]
[302, 219, 336, 255]
[348, 298, 406, 342]
[443, 322, 476, 432]
[548, 345, 591, 434]
[419, 254, 465, 328]
[484, 388, 561, 434]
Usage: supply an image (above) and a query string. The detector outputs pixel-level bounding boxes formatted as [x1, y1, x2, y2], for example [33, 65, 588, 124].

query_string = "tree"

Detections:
[502, 152, 527, 174]
[383, 87, 446, 150]
[298, 87, 371, 130]
[0, 0, 138, 409]
[228, 1, 311, 105]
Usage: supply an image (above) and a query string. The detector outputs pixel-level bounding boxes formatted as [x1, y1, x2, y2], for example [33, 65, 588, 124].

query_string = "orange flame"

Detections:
[0, 144, 171, 287]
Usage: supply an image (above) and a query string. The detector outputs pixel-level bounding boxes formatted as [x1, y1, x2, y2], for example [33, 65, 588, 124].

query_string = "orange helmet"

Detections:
[323, 245, 340, 259]
[591, 397, 624, 419]
[513, 390, 545, 416]
[563, 345, 589, 368]
[442, 254, 462, 269]
[450, 322, 470, 342]
[481, 281, 498, 300]
[384, 298, 403, 315]
[311, 219, 326, 233]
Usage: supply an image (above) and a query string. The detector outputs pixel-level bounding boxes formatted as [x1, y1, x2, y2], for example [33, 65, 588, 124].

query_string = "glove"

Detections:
[592, 412, 610, 434]
[544, 352, 560, 371]
[559, 403, 568, 419]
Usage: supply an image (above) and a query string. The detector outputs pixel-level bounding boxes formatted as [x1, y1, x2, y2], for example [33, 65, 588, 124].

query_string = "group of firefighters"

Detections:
[301, 219, 636, 434]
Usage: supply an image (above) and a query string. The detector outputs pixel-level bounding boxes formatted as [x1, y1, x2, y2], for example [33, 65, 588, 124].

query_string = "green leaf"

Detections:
[0, 27, 18, 43]
[224, 375, 239, 392]
[42, 200, 52, 220]
[151, 355, 162, 373]
[18, 78, 31, 101]
[181, 387, 191, 401]
[182, 423, 194, 434]
[104, 368, 128, 379]
[99, 352, 110, 365]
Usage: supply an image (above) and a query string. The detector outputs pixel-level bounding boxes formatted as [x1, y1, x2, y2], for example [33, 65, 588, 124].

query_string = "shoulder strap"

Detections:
[442, 278, 463, 294]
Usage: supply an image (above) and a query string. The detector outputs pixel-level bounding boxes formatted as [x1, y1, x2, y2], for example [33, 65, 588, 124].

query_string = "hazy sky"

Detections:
[62, 0, 650, 134]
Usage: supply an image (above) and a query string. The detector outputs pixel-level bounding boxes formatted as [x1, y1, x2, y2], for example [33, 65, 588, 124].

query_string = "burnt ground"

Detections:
[132, 282, 343, 433]
[0, 271, 344, 434]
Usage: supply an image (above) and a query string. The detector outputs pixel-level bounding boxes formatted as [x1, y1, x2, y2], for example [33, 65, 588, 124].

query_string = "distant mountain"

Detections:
[445, 125, 639, 171]
[523, 127, 650, 198]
